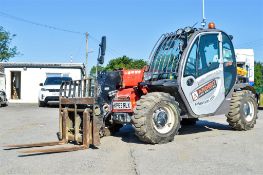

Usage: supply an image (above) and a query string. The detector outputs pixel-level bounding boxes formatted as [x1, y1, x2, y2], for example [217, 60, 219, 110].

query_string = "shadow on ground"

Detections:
[114, 120, 232, 144]
[43, 104, 59, 108]
[114, 124, 144, 144]
[179, 120, 232, 135]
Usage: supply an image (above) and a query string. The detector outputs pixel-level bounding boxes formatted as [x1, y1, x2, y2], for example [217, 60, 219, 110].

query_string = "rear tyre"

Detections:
[132, 92, 181, 144]
[109, 123, 123, 135]
[104, 114, 123, 136]
[38, 100, 46, 107]
[226, 90, 258, 130]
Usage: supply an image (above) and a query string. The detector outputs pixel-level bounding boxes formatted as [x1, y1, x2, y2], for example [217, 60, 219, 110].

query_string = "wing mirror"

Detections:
[39, 83, 43, 86]
[98, 36, 106, 65]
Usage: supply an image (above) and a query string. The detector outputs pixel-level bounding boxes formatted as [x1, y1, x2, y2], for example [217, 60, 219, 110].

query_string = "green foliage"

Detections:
[105, 56, 133, 70]
[130, 59, 148, 69]
[89, 56, 147, 75]
[0, 26, 18, 62]
[254, 61, 263, 92]
[105, 56, 147, 70]
[90, 65, 105, 75]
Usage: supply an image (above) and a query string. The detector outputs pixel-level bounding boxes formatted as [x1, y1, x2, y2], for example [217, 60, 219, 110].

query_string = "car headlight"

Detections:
[144, 72, 152, 81]
[41, 88, 48, 91]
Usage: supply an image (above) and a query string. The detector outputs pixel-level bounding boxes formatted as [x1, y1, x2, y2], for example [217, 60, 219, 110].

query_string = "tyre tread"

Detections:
[226, 90, 258, 130]
[132, 92, 181, 144]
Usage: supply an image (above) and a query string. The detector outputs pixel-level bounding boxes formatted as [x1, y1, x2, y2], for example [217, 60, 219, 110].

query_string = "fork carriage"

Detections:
[6, 78, 102, 154]
[58, 78, 101, 146]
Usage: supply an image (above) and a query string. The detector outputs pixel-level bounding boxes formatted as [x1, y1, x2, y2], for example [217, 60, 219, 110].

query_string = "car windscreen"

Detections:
[44, 77, 72, 85]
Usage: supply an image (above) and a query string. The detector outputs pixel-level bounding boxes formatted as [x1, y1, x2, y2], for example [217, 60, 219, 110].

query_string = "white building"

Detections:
[235, 49, 254, 85]
[1, 62, 85, 103]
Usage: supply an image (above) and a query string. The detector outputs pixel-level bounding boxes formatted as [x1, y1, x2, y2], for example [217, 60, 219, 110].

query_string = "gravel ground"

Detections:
[0, 103, 263, 175]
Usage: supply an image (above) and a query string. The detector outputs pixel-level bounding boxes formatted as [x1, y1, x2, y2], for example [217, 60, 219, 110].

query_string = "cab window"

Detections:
[184, 39, 198, 77]
[197, 34, 220, 76]
[222, 33, 236, 95]
[184, 34, 220, 78]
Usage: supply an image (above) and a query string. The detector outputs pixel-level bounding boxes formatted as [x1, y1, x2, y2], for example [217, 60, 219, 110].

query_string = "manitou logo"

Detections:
[192, 80, 217, 101]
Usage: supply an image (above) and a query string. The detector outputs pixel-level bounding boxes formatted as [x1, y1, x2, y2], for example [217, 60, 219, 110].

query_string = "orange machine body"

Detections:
[112, 69, 147, 113]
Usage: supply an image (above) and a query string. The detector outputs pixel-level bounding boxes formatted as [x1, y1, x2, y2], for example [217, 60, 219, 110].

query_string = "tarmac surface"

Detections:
[0, 103, 263, 175]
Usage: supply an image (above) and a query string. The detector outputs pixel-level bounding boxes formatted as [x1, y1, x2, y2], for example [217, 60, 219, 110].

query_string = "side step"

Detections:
[4, 108, 100, 155]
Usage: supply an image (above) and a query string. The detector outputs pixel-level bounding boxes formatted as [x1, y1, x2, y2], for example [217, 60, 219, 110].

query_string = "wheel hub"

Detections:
[153, 109, 168, 128]
[243, 101, 254, 122]
[152, 107, 175, 134]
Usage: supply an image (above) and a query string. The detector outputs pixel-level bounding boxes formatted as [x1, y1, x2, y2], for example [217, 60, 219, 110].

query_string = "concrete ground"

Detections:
[0, 103, 263, 175]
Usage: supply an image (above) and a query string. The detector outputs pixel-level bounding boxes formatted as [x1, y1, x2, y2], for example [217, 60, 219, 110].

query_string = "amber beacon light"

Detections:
[208, 22, 216, 29]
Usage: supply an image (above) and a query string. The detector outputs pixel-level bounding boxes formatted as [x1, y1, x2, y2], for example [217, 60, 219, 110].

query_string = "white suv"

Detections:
[38, 77, 72, 107]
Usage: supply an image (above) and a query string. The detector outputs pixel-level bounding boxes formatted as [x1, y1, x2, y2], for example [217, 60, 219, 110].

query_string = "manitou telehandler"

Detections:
[130, 22, 258, 143]
[5, 22, 258, 155]
[106, 22, 258, 144]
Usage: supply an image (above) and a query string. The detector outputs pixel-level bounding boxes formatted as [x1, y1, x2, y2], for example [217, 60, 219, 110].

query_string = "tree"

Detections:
[0, 26, 18, 62]
[89, 56, 147, 75]
[90, 65, 105, 76]
[254, 61, 263, 90]
[105, 56, 147, 70]
[131, 59, 148, 69]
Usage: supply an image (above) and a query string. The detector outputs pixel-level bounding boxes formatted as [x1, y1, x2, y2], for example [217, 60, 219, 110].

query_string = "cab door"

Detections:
[180, 32, 225, 115]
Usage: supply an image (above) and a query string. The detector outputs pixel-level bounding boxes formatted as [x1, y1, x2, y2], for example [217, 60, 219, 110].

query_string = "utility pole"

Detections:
[85, 32, 89, 77]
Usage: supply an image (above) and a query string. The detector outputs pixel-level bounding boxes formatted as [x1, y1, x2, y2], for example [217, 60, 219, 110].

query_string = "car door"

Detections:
[180, 32, 225, 115]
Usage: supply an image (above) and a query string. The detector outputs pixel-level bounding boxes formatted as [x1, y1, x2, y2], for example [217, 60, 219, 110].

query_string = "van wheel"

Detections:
[132, 92, 181, 144]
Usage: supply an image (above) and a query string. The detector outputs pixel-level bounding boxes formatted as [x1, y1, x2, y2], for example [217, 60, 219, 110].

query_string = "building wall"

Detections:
[5, 67, 82, 103]
[235, 49, 254, 84]
[0, 73, 5, 91]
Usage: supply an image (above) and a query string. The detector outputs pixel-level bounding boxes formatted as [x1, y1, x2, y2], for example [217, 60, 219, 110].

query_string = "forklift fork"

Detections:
[5, 108, 99, 155]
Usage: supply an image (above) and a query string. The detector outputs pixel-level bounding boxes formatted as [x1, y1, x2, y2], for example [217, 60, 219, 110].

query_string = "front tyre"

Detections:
[132, 92, 181, 144]
[38, 100, 46, 107]
[226, 90, 258, 130]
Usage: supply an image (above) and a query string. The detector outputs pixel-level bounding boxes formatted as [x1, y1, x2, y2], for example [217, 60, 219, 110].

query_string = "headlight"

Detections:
[144, 72, 152, 81]
[41, 88, 48, 91]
